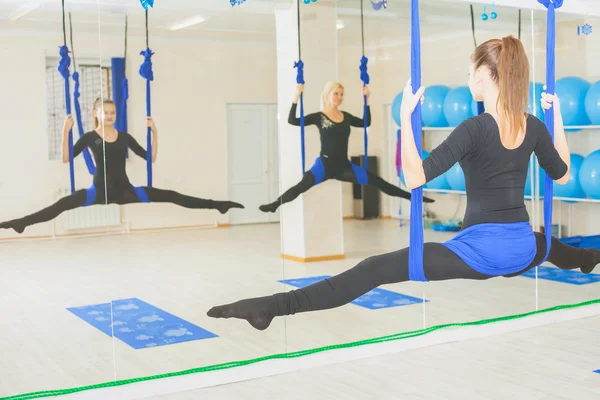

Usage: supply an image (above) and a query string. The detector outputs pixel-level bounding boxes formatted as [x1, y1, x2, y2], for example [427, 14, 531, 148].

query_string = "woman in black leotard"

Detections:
[259, 81, 433, 213]
[0, 99, 243, 234]
[208, 36, 600, 331]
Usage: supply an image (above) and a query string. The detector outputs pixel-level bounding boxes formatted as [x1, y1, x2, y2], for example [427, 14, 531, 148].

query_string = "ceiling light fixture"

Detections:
[9, 3, 40, 21]
[168, 15, 208, 31]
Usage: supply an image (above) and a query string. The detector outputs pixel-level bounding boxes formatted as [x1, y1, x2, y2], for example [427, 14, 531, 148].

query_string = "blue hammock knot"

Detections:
[58, 45, 71, 79]
[360, 55, 370, 85]
[294, 60, 305, 84]
[122, 78, 129, 101]
[140, 0, 154, 10]
[72, 71, 81, 100]
[139, 48, 155, 81]
[537, 0, 563, 8]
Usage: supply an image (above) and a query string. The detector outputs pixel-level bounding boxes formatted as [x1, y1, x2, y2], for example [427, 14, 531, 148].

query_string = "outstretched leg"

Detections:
[337, 165, 435, 203]
[259, 172, 317, 213]
[132, 187, 244, 214]
[0, 190, 88, 234]
[207, 243, 488, 330]
[505, 232, 600, 277]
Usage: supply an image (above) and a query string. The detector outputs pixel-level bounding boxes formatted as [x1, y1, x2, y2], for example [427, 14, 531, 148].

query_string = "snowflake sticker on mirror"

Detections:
[370, 0, 388, 10]
[578, 23, 592, 36]
[140, 0, 154, 10]
[230, 0, 246, 6]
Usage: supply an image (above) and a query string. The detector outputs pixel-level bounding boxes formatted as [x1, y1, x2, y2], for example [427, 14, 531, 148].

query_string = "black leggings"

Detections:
[208, 232, 600, 330]
[275, 233, 599, 314]
[260, 164, 432, 212]
[0, 186, 242, 234]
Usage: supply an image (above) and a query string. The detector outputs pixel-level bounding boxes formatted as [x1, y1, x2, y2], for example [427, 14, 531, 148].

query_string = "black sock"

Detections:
[581, 249, 600, 274]
[207, 295, 281, 331]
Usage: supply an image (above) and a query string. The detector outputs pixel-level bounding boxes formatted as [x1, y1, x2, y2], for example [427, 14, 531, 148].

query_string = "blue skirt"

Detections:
[84, 183, 150, 206]
[308, 157, 368, 185]
[442, 222, 537, 276]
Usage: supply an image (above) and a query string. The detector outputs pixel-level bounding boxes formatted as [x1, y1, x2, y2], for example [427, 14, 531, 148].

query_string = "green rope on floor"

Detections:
[3, 298, 600, 400]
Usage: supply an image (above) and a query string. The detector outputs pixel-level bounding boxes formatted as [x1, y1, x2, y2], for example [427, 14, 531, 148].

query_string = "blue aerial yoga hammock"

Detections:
[59, 8, 95, 194]
[359, 0, 370, 170]
[113, 16, 129, 135]
[406, 0, 561, 281]
[469, 4, 485, 116]
[57, 45, 75, 194]
[72, 71, 96, 176]
[407, 0, 426, 282]
[538, 0, 562, 263]
[139, 9, 154, 187]
[294, 0, 306, 175]
[68, 13, 95, 177]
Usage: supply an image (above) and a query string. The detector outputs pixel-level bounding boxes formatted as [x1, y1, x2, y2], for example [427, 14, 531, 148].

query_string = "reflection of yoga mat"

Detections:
[67, 298, 217, 349]
[521, 266, 600, 285]
[559, 235, 600, 250]
[279, 275, 427, 310]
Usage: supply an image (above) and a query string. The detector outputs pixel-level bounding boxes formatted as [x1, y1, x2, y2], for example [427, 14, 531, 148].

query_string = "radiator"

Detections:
[56, 189, 122, 231]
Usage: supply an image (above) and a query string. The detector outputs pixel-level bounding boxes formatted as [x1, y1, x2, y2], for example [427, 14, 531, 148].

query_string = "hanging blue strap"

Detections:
[58, 45, 76, 194]
[139, 47, 154, 187]
[538, 0, 562, 262]
[294, 60, 306, 174]
[408, 0, 426, 282]
[360, 55, 370, 170]
[72, 72, 96, 175]
[111, 58, 129, 133]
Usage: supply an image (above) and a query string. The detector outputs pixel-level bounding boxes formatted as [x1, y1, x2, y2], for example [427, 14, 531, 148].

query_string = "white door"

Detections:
[227, 104, 279, 225]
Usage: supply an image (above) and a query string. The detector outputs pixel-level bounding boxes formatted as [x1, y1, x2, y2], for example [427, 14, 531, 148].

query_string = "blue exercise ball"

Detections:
[528, 82, 545, 122]
[443, 86, 475, 127]
[422, 85, 451, 127]
[392, 92, 403, 127]
[579, 150, 600, 199]
[555, 77, 591, 126]
[554, 154, 585, 199]
[446, 163, 466, 191]
[584, 81, 600, 125]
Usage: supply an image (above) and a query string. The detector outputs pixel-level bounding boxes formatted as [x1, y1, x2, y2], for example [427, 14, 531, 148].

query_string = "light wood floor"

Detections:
[0, 220, 598, 398]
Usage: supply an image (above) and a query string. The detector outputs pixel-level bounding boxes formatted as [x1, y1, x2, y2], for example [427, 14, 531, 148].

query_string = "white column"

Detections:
[275, 0, 344, 261]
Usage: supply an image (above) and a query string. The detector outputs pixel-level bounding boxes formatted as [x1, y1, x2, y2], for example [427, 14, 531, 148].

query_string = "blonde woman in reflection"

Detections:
[258, 81, 433, 213]
[0, 98, 243, 234]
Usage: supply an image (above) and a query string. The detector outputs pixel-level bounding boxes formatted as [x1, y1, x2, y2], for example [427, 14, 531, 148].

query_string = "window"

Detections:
[45, 59, 112, 160]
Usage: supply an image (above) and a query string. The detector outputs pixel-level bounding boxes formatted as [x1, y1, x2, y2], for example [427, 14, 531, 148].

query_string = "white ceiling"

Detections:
[0, 0, 593, 47]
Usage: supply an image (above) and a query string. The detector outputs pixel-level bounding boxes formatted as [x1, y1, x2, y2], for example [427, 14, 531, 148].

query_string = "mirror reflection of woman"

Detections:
[0, 98, 244, 234]
[259, 81, 433, 213]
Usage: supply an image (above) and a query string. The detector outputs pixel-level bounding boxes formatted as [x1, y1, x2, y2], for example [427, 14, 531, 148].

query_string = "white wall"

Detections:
[0, 27, 278, 239]
[2, 14, 598, 240]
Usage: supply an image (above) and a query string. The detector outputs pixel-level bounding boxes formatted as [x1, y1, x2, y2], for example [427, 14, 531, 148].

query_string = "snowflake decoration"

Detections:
[370, 0, 387, 10]
[140, 0, 154, 10]
[578, 23, 592, 36]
